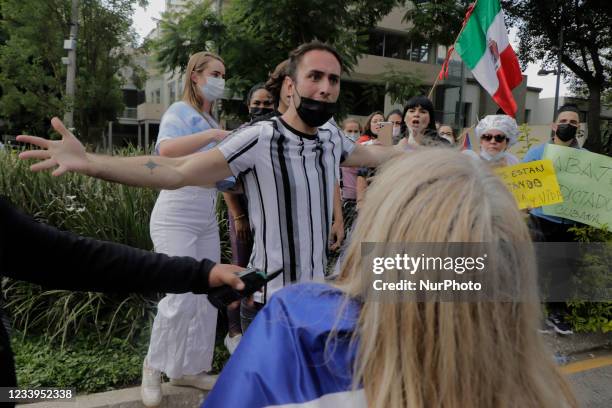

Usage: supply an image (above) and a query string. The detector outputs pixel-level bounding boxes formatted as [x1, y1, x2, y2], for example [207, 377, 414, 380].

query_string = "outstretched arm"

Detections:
[17, 118, 232, 189]
[0, 197, 244, 294]
[341, 143, 404, 168]
[158, 128, 229, 157]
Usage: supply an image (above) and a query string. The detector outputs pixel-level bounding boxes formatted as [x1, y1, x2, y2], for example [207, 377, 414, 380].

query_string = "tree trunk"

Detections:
[583, 82, 602, 153]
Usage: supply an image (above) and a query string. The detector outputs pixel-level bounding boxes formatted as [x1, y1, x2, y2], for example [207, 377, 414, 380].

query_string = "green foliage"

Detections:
[566, 302, 612, 333]
[564, 224, 612, 333]
[2, 144, 235, 390]
[0, 0, 146, 143]
[0, 147, 161, 343]
[0, 0, 67, 136]
[151, 0, 400, 117]
[403, 0, 468, 47]
[152, 0, 225, 76]
[369, 65, 424, 106]
[515, 122, 535, 159]
[13, 331, 150, 393]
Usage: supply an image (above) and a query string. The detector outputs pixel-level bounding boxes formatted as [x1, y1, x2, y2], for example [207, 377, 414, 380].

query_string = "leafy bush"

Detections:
[0, 147, 232, 343]
[2, 146, 234, 389]
[12, 330, 150, 393]
[565, 224, 612, 333]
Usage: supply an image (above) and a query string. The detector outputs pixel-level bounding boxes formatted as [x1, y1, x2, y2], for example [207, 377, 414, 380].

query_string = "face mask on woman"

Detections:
[480, 150, 507, 162]
[200, 77, 225, 101]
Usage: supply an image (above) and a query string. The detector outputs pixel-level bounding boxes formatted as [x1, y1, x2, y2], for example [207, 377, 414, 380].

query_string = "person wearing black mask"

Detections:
[246, 83, 275, 120]
[522, 103, 585, 336]
[17, 41, 404, 345]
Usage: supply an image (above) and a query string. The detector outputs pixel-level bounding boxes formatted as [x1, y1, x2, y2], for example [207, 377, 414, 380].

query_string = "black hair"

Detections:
[557, 104, 580, 118]
[402, 95, 437, 134]
[265, 59, 289, 107]
[287, 40, 344, 81]
[386, 109, 403, 122]
[246, 83, 272, 106]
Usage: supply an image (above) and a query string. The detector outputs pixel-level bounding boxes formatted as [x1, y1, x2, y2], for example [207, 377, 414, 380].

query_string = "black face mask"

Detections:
[293, 89, 337, 128]
[556, 123, 578, 142]
[249, 107, 274, 119]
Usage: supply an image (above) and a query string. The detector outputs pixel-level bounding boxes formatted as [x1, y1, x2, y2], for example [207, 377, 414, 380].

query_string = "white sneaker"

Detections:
[141, 360, 162, 407]
[169, 372, 218, 390]
[224, 333, 242, 354]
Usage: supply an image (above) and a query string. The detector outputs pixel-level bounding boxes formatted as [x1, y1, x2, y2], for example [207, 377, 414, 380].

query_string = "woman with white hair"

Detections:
[464, 114, 520, 167]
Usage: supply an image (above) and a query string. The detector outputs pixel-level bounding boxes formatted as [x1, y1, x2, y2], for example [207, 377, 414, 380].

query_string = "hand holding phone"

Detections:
[207, 268, 282, 309]
[377, 121, 393, 146]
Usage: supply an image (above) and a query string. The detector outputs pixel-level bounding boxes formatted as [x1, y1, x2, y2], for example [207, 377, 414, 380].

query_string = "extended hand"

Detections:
[17, 117, 89, 176]
[235, 218, 252, 242]
[215, 130, 231, 142]
[329, 221, 345, 251]
[208, 264, 245, 290]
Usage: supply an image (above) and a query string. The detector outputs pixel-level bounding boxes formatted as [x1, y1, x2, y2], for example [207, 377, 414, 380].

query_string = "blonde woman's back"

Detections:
[202, 149, 577, 408]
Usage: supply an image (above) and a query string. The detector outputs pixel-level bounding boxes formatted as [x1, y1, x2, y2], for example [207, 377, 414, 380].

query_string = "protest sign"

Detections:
[542, 145, 612, 230]
[495, 160, 563, 210]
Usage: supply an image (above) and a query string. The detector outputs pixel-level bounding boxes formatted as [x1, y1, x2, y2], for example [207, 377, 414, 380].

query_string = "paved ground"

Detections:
[563, 348, 612, 408]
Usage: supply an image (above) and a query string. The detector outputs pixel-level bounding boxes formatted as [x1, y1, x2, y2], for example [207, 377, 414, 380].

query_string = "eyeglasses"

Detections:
[481, 134, 507, 143]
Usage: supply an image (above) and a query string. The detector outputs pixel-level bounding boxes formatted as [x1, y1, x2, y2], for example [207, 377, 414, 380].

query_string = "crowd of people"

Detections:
[1, 40, 586, 408]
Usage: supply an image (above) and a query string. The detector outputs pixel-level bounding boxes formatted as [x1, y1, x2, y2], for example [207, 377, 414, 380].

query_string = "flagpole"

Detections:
[427, 0, 479, 99]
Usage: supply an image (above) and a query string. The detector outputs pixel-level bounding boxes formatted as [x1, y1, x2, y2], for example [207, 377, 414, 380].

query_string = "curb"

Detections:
[543, 331, 612, 357]
[18, 383, 209, 408]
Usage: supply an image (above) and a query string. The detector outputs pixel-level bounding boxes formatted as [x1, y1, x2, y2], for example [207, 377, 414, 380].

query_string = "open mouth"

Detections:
[411, 119, 420, 126]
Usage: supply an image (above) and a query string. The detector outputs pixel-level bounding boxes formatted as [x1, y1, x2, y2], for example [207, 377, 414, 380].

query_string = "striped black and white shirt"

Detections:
[218, 117, 356, 293]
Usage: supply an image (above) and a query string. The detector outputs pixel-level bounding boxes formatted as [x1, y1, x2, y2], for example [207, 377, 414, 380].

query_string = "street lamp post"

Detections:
[537, 26, 564, 123]
[63, 0, 79, 130]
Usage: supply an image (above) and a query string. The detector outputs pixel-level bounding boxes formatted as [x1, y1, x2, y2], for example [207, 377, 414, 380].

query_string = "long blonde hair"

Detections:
[334, 149, 577, 408]
[183, 51, 224, 113]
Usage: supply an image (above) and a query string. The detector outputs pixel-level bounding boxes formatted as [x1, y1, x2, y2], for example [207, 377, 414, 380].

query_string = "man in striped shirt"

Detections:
[18, 41, 404, 295]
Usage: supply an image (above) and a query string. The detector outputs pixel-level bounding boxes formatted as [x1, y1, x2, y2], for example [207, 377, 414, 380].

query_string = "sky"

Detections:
[132, 1, 569, 99]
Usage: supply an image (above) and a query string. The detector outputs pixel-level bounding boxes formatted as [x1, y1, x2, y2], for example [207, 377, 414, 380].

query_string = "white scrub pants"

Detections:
[146, 187, 220, 379]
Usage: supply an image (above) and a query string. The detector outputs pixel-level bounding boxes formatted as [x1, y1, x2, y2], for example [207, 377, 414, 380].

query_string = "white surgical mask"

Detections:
[480, 150, 507, 162]
[200, 76, 225, 101]
[345, 131, 360, 141]
[392, 126, 401, 138]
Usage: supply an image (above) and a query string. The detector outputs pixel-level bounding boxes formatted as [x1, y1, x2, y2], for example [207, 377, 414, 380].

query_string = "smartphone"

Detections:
[377, 121, 393, 146]
[207, 268, 283, 309]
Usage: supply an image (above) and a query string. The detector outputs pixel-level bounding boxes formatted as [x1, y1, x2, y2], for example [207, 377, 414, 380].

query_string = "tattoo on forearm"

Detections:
[144, 160, 159, 174]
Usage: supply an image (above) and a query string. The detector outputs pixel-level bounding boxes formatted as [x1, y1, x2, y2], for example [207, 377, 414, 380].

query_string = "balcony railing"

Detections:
[119, 107, 138, 119]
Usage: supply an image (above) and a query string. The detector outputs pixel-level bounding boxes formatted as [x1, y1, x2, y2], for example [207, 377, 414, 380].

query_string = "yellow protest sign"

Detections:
[494, 160, 563, 210]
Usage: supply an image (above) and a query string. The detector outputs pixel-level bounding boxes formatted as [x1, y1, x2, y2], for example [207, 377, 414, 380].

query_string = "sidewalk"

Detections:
[543, 331, 612, 359]
[18, 331, 611, 408]
[18, 382, 210, 408]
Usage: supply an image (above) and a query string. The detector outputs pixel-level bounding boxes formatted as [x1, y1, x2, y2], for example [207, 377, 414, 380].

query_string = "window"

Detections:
[524, 109, 531, 123]
[341, 81, 385, 117]
[168, 81, 176, 103]
[385, 34, 411, 60]
[410, 41, 430, 63]
[462, 103, 472, 128]
[366, 29, 429, 62]
[367, 30, 385, 57]
[154, 89, 161, 104]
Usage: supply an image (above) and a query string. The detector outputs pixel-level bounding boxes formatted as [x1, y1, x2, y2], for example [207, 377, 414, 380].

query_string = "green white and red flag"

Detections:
[442, 0, 523, 117]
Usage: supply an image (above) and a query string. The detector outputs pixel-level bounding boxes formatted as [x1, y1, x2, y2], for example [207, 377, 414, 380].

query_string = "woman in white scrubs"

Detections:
[141, 51, 228, 407]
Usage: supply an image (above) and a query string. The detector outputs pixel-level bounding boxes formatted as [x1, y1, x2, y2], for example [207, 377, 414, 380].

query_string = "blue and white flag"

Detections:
[202, 283, 365, 408]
